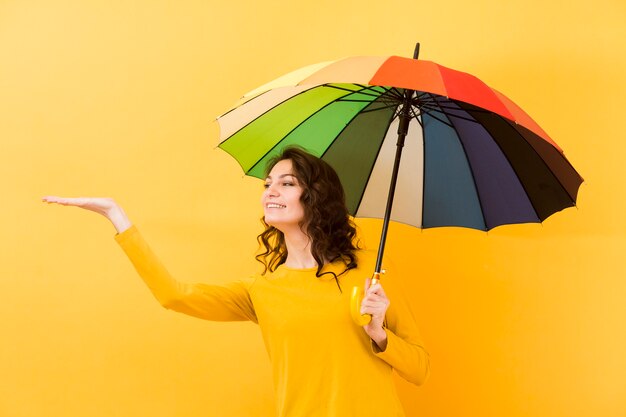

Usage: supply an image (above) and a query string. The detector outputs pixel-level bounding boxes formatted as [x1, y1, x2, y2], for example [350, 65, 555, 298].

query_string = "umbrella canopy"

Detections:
[217, 50, 583, 234]
[217, 44, 583, 325]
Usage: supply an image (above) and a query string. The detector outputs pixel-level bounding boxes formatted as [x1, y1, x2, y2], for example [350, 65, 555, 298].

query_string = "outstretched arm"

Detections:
[42, 195, 257, 322]
[42, 196, 132, 233]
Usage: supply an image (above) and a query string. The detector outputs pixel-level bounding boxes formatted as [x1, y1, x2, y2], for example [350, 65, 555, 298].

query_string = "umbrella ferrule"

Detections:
[371, 270, 385, 285]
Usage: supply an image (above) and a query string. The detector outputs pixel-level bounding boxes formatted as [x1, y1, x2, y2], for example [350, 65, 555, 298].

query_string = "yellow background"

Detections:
[1, 0, 625, 416]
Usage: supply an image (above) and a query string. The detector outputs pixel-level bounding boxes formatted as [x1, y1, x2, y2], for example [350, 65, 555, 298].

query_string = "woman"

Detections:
[43, 147, 429, 417]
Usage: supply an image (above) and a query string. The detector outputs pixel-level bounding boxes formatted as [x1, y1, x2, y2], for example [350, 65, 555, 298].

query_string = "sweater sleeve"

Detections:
[371, 271, 430, 386]
[114, 225, 257, 323]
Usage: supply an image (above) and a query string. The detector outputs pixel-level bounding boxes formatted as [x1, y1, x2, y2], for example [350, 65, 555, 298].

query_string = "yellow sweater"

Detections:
[115, 226, 429, 417]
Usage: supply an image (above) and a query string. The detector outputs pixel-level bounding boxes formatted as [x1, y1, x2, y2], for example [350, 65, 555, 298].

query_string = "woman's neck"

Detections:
[283, 228, 318, 269]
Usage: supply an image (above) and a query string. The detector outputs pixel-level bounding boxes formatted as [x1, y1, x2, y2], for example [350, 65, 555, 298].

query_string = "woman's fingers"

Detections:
[365, 281, 387, 298]
[42, 196, 112, 218]
[360, 298, 388, 312]
[42, 196, 72, 205]
[360, 279, 390, 316]
[42, 196, 114, 211]
[42, 196, 94, 207]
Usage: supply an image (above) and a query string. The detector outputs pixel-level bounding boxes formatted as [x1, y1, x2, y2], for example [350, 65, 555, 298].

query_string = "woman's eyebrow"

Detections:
[265, 174, 297, 180]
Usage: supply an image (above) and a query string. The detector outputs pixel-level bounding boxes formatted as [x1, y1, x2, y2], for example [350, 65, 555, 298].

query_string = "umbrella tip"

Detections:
[413, 43, 420, 60]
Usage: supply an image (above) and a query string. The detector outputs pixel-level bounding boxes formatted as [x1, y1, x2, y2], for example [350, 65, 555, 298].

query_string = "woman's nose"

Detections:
[266, 184, 279, 197]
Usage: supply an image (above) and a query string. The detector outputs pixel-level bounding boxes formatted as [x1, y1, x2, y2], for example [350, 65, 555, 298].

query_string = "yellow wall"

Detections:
[1, 0, 624, 416]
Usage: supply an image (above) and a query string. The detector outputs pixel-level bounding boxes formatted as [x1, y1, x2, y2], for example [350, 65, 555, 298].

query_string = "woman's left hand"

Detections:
[361, 278, 390, 351]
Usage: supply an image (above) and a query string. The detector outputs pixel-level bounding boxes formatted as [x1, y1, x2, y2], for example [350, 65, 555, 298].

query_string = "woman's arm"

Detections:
[42, 196, 257, 322]
[115, 225, 257, 322]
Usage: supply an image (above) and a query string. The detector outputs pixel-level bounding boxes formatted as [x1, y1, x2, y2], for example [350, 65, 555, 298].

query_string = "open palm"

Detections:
[42, 196, 132, 233]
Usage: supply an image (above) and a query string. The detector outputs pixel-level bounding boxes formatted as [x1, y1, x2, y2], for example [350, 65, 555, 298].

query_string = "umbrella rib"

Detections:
[417, 93, 498, 116]
[322, 84, 361, 92]
[384, 87, 405, 100]
[412, 112, 423, 128]
[354, 84, 392, 95]
[349, 89, 405, 117]
[417, 107, 456, 129]
[325, 84, 387, 99]
[407, 105, 423, 127]
[324, 84, 382, 99]
[359, 103, 402, 114]
[434, 102, 494, 115]
[417, 94, 491, 126]
[416, 92, 438, 101]
[352, 84, 405, 104]
[337, 99, 387, 104]
[392, 106, 403, 122]
[419, 104, 483, 126]
[416, 93, 500, 126]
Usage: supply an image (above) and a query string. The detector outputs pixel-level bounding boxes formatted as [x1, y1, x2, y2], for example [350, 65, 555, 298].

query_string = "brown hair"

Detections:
[255, 147, 359, 286]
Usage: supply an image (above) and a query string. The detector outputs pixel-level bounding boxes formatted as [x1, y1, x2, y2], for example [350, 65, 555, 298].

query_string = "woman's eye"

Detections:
[263, 183, 271, 189]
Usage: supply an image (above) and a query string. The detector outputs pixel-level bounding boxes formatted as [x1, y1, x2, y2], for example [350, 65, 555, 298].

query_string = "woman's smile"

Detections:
[266, 203, 286, 209]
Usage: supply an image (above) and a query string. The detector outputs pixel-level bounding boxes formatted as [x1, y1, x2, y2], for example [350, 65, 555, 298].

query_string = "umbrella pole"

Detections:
[373, 94, 413, 278]
[351, 44, 419, 326]
[373, 43, 420, 280]
[352, 86, 415, 326]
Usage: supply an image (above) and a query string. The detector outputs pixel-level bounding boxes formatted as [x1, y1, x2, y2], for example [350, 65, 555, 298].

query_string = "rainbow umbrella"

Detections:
[217, 44, 583, 322]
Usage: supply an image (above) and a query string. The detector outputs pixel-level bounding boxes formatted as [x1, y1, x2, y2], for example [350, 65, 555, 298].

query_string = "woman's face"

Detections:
[262, 159, 305, 232]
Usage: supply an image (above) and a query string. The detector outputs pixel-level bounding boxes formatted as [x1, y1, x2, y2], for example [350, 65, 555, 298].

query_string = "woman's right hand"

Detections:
[42, 196, 132, 234]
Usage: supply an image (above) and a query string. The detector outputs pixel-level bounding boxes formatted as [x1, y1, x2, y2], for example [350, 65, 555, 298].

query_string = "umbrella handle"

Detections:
[350, 275, 381, 326]
[350, 286, 372, 326]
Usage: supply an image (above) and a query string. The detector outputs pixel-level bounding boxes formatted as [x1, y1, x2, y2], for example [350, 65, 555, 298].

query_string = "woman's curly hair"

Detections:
[256, 147, 359, 286]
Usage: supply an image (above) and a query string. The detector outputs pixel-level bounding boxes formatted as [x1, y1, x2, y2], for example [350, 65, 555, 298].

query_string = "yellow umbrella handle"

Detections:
[350, 273, 381, 326]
